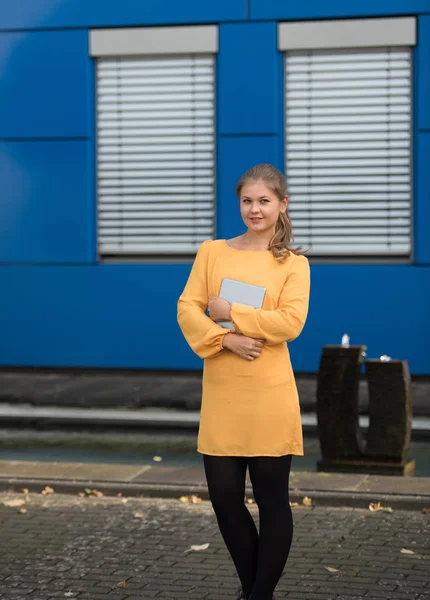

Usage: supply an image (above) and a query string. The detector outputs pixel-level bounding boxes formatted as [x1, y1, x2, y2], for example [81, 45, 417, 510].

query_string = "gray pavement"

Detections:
[1, 457, 430, 511]
[1, 370, 429, 416]
[0, 491, 429, 600]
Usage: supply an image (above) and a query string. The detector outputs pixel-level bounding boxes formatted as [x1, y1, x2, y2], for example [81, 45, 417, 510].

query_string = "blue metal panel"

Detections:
[218, 22, 279, 135]
[294, 264, 430, 374]
[0, 263, 429, 373]
[217, 135, 282, 240]
[415, 133, 430, 264]
[417, 16, 430, 131]
[0, 30, 89, 139]
[0, 0, 247, 30]
[0, 141, 92, 263]
[250, 0, 430, 20]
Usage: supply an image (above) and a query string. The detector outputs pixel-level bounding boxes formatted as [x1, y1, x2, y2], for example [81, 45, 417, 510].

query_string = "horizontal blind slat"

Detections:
[97, 55, 215, 256]
[285, 47, 412, 257]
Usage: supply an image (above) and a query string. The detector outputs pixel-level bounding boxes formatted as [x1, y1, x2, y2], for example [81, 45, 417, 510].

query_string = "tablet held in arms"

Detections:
[217, 278, 266, 331]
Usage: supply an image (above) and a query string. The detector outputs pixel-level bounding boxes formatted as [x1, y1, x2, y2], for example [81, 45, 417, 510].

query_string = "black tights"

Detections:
[203, 454, 293, 600]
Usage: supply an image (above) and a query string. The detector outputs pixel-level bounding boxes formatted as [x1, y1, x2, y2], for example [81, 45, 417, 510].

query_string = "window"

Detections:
[90, 26, 218, 257]
[279, 18, 416, 258]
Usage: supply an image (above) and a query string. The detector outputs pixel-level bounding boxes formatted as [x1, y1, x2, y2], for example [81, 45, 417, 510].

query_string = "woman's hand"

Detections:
[222, 332, 266, 361]
[208, 297, 231, 322]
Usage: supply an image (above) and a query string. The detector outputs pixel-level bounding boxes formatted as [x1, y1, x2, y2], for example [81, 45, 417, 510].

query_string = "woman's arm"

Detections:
[229, 254, 310, 346]
[177, 240, 230, 359]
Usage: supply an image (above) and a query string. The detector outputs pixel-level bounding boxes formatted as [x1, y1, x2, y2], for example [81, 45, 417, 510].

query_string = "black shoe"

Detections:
[236, 585, 248, 599]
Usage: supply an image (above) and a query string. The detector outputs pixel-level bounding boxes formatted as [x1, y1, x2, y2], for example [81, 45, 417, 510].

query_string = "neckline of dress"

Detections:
[223, 239, 271, 253]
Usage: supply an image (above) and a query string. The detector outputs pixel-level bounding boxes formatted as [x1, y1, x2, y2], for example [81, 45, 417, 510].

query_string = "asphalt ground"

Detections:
[0, 491, 429, 600]
[1, 371, 429, 417]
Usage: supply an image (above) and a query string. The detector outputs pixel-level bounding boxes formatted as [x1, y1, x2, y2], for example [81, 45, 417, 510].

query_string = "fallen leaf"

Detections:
[184, 543, 210, 553]
[18, 508, 27, 514]
[400, 548, 415, 554]
[422, 508, 430, 514]
[369, 502, 393, 513]
[325, 567, 340, 573]
[117, 492, 122, 497]
[77, 493, 85, 498]
[116, 581, 126, 588]
[64, 592, 75, 597]
[134, 512, 145, 518]
[302, 496, 312, 506]
[179, 495, 202, 504]
[2, 499, 25, 507]
[289, 502, 299, 508]
[21, 488, 29, 494]
[41, 486, 55, 496]
[246, 498, 254, 504]
[153, 456, 163, 462]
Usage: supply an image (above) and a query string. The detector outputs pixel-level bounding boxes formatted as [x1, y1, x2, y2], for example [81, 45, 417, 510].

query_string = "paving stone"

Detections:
[0, 493, 429, 599]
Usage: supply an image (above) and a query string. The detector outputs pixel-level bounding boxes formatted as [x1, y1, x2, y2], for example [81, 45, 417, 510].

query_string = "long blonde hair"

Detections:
[235, 163, 301, 262]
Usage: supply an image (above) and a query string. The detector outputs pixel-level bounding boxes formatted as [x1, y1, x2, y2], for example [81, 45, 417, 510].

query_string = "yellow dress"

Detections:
[177, 239, 311, 457]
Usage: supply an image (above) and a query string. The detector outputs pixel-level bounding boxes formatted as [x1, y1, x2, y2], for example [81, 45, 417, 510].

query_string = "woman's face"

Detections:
[239, 180, 287, 234]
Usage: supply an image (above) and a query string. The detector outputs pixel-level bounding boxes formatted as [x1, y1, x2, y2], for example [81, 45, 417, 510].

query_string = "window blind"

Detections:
[96, 55, 216, 256]
[285, 48, 412, 257]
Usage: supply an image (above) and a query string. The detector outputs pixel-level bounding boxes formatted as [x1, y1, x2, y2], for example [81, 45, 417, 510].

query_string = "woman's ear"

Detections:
[281, 195, 288, 213]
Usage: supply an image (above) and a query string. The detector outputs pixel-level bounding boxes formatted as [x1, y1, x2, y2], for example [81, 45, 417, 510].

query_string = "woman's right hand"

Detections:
[222, 332, 266, 361]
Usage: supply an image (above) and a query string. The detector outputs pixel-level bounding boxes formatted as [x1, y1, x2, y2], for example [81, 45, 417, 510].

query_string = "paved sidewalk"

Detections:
[1, 459, 429, 511]
[0, 491, 429, 600]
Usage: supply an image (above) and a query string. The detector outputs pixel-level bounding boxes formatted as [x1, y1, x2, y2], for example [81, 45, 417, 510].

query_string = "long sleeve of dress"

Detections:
[230, 254, 310, 345]
[177, 240, 230, 359]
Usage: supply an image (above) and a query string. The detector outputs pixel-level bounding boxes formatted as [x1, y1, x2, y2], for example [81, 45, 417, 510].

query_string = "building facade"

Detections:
[0, 1, 429, 374]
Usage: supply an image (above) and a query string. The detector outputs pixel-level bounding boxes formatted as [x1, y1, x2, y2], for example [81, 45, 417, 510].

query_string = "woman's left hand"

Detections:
[208, 297, 231, 322]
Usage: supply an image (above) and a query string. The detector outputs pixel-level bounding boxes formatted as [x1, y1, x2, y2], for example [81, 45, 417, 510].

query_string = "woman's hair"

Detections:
[235, 163, 301, 261]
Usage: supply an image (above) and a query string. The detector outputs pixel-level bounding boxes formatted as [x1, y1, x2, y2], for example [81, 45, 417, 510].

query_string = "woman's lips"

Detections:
[250, 218, 262, 222]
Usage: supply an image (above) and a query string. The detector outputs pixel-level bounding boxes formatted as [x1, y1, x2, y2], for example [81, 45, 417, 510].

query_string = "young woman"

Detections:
[177, 164, 311, 600]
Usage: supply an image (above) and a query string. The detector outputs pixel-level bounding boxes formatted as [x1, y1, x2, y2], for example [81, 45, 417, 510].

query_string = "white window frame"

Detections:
[90, 25, 218, 259]
[279, 17, 417, 260]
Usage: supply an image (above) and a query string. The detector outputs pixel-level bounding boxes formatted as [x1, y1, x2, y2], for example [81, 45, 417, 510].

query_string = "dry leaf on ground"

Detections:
[369, 502, 393, 513]
[41, 486, 55, 495]
[153, 456, 163, 462]
[289, 502, 300, 508]
[184, 543, 210, 553]
[133, 512, 145, 518]
[179, 495, 202, 504]
[83, 488, 104, 497]
[400, 548, 416, 554]
[325, 567, 340, 573]
[302, 496, 312, 506]
[2, 499, 25, 507]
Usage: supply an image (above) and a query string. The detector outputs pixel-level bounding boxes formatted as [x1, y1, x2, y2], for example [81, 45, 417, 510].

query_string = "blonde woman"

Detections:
[177, 164, 311, 600]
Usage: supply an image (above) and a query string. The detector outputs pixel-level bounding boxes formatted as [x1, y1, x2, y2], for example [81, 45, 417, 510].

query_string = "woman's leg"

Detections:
[247, 454, 293, 600]
[203, 455, 259, 598]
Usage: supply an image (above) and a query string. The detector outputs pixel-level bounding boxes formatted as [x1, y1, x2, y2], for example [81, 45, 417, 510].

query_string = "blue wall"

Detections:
[0, 1, 429, 374]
